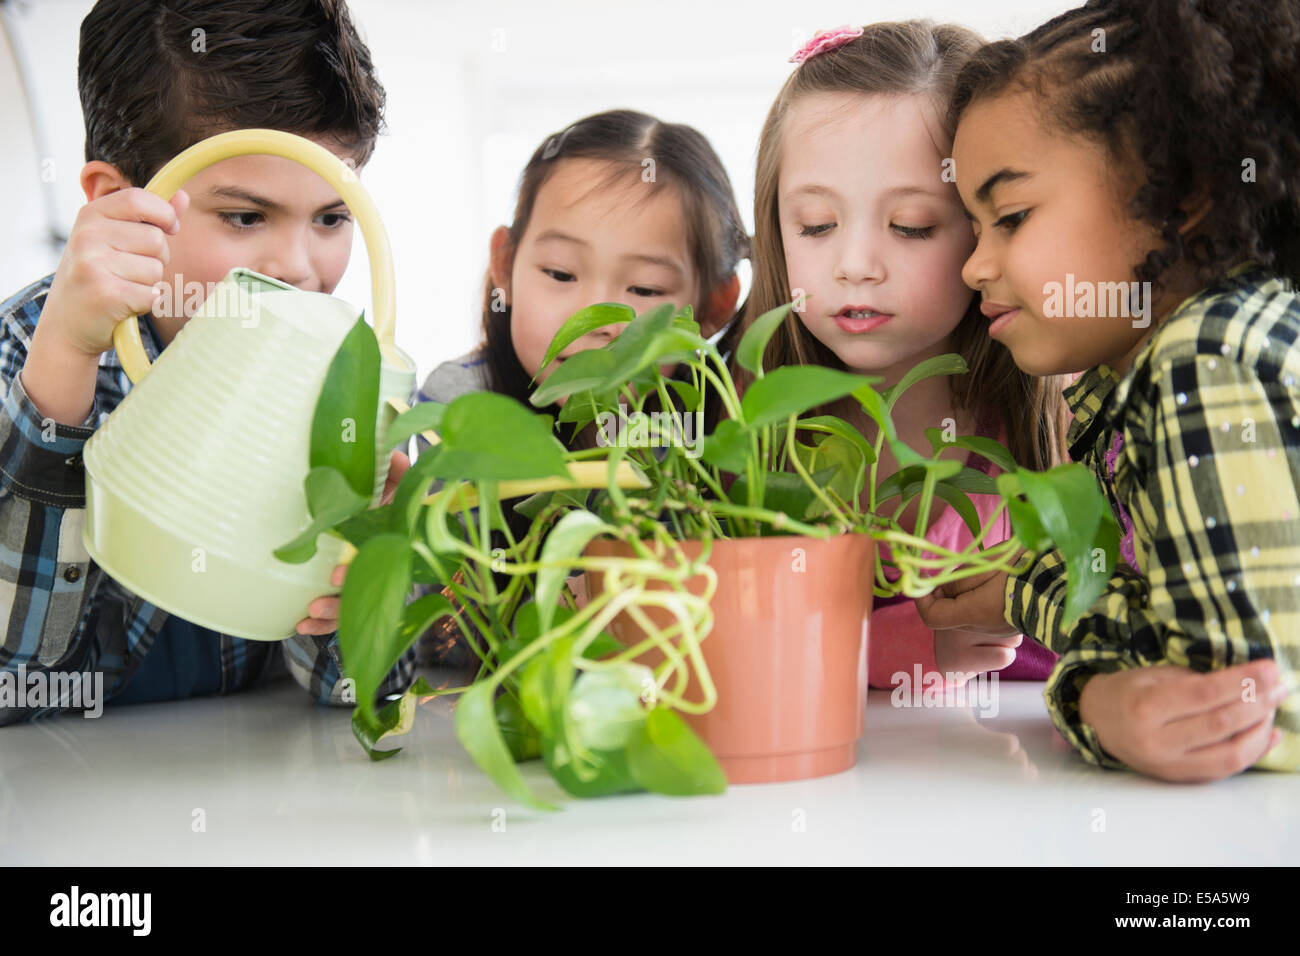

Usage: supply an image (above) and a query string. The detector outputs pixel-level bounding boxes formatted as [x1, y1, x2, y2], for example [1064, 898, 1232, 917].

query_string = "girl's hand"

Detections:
[1079, 660, 1287, 782]
[915, 567, 1021, 639]
[934, 627, 1022, 679]
[295, 450, 412, 636]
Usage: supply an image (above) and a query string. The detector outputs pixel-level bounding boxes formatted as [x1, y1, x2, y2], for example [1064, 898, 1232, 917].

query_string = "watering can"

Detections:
[82, 129, 415, 641]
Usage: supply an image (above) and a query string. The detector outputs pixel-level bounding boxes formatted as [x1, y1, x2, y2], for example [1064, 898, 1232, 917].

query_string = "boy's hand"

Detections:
[915, 567, 1021, 638]
[1078, 660, 1287, 782]
[23, 188, 189, 425]
[295, 450, 411, 636]
[43, 188, 189, 356]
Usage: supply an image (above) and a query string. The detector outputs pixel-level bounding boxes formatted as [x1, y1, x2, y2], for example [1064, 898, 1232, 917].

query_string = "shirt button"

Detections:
[63, 566, 81, 583]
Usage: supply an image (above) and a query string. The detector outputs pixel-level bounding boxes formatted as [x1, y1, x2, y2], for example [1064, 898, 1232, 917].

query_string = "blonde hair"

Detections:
[732, 20, 1071, 473]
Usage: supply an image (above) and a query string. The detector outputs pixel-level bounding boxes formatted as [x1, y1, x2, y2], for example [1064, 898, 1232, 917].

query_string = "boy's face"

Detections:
[953, 90, 1166, 377]
[777, 92, 977, 389]
[148, 135, 360, 344]
[499, 157, 700, 385]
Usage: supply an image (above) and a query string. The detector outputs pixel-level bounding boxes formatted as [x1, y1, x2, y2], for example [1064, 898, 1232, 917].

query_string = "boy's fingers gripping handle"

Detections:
[114, 128, 396, 384]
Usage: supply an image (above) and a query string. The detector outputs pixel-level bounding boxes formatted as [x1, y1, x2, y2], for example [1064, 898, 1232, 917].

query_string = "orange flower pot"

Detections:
[584, 534, 873, 784]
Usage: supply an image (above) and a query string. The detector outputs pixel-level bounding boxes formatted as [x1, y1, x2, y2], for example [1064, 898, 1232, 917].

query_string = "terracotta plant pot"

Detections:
[584, 534, 873, 784]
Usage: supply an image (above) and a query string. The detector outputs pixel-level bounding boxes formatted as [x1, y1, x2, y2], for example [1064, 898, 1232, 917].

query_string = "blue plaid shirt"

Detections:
[0, 275, 415, 723]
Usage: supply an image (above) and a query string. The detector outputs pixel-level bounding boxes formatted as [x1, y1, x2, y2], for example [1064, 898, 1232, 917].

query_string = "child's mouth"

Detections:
[980, 301, 1020, 337]
[834, 306, 893, 333]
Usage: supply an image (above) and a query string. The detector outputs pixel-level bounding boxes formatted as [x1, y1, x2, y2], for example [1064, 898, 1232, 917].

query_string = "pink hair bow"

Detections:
[790, 25, 864, 64]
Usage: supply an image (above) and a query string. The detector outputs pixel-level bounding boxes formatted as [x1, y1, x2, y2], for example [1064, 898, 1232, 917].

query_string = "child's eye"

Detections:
[218, 211, 262, 230]
[629, 286, 665, 297]
[316, 212, 353, 228]
[994, 209, 1029, 232]
[543, 268, 576, 283]
[799, 223, 834, 238]
[892, 224, 935, 240]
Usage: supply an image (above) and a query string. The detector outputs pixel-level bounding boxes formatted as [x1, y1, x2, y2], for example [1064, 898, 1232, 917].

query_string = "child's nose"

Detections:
[259, 237, 313, 289]
[835, 228, 885, 284]
[961, 241, 996, 291]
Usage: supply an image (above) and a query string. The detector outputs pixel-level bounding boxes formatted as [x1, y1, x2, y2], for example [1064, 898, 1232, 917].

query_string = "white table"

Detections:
[2, 673, 1296, 865]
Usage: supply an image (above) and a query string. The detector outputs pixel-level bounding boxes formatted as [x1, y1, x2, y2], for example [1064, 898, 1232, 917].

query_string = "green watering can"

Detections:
[82, 129, 415, 641]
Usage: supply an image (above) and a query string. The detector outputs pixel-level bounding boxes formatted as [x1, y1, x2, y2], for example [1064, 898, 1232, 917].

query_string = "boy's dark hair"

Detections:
[949, 0, 1300, 290]
[79, 0, 386, 187]
[479, 108, 749, 421]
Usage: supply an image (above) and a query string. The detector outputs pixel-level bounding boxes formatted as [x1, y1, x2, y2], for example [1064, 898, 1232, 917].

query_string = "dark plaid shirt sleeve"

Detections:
[1005, 268, 1300, 771]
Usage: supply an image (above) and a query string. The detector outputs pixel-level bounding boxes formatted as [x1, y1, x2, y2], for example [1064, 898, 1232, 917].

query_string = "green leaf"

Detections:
[398, 591, 454, 647]
[384, 401, 445, 450]
[923, 429, 1018, 473]
[273, 466, 369, 563]
[796, 415, 876, 465]
[538, 302, 635, 374]
[1012, 464, 1117, 624]
[807, 433, 866, 508]
[541, 737, 640, 797]
[932, 481, 982, 539]
[530, 349, 618, 407]
[882, 353, 968, 410]
[311, 316, 380, 498]
[337, 533, 414, 728]
[1067, 513, 1120, 623]
[535, 511, 614, 634]
[702, 418, 751, 473]
[334, 504, 398, 551]
[454, 681, 555, 810]
[741, 366, 881, 429]
[735, 302, 793, 375]
[1006, 495, 1051, 552]
[519, 634, 576, 741]
[557, 387, 618, 427]
[854, 383, 896, 441]
[496, 692, 542, 762]
[666, 379, 701, 412]
[568, 663, 652, 751]
[627, 707, 727, 796]
[606, 327, 705, 386]
[352, 678, 426, 761]
[1017, 465, 1103, 568]
[431, 392, 570, 481]
[728, 468, 837, 523]
[386, 445, 445, 534]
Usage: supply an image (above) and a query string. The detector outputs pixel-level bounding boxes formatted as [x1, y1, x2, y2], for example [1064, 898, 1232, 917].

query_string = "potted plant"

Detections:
[275, 302, 1117, 809]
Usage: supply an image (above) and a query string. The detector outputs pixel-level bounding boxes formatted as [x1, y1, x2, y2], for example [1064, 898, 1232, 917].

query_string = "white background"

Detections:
[0, 0, 1066, 382]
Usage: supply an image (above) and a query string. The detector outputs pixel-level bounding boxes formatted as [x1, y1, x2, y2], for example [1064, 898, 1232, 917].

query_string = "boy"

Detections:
[0, 0, 413, 723]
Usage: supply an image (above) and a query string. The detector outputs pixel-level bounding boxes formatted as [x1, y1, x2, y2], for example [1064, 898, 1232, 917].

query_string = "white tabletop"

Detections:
[2, 672, 1296, 865]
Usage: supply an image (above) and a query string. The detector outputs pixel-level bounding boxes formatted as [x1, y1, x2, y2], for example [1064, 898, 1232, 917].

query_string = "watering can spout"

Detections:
[82, 129, 414, 641]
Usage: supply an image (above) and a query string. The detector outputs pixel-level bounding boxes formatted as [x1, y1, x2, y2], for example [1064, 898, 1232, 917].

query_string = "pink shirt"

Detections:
[867, 411, 1058, 688]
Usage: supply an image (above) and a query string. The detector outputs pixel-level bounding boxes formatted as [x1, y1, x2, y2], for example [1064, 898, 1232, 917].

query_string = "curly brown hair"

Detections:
[949, 0, 1300, 292]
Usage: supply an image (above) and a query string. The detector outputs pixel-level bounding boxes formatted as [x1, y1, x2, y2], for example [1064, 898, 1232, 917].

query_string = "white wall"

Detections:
[0, 0, 1068, 383]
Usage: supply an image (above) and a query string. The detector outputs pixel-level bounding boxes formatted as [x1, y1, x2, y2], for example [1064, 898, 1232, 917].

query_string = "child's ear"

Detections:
[1177, 190, 1213, 235]
[699, 274, 741, 338]
[80, 161, 133, 203]
[488, 225, 515, 302]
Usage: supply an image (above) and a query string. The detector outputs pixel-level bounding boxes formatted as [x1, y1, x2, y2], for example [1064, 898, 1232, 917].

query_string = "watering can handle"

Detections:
[114, 128, 396, 384]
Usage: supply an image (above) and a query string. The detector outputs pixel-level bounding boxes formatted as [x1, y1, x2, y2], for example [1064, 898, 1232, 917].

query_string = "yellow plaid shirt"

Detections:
[1004, 265, 1300, 771]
